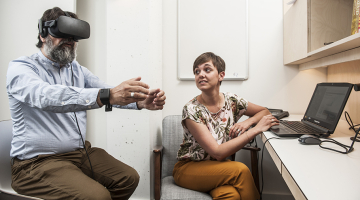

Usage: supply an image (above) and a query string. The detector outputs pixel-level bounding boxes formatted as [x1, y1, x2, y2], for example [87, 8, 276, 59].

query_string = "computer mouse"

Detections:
[298, 135, 321, 145]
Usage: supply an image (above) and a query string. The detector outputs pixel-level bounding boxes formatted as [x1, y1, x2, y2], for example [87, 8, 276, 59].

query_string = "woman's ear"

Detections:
[219, 71, 225, 82]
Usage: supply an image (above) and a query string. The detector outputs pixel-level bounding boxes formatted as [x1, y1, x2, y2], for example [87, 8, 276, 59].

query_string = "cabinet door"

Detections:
[284, 0, 309, 65]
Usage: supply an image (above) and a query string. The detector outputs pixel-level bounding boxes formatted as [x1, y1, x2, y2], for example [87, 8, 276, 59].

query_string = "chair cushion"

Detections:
[160, 176, 212, 200]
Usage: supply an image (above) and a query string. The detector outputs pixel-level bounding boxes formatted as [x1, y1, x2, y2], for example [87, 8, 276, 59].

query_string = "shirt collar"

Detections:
[37, 50, 71, 69]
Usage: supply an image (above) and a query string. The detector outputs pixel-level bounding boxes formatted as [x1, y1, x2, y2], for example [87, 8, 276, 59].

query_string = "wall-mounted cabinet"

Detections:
[284, 0, 360, 70]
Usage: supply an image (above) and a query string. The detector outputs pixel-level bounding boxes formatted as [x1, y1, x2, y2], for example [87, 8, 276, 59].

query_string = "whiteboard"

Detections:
[177, 0, 248, 81]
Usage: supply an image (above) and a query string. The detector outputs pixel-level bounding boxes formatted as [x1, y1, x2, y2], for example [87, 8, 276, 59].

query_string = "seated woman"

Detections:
[173, 52, 279, 200]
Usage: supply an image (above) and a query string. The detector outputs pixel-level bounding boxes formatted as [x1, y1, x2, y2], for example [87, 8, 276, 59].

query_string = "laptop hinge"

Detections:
[302, 120, 330, 135]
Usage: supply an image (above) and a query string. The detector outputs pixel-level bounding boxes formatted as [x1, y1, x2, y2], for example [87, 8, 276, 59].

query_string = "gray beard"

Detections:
[43, 37, 77, 65]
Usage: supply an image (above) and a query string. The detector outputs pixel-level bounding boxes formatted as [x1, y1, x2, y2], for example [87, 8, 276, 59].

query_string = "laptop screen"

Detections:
[303, 83, 353, 133]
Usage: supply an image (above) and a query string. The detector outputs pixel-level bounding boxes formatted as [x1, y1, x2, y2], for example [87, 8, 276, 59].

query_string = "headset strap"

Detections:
[43, 20, 56, 28]
[42, 11, 70, 28]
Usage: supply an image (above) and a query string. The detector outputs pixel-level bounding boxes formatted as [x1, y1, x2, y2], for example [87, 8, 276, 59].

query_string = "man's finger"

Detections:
[124, 96, 145, 101]
[154, 100, 165, 106]
[129, 76, 142, 82]
[148, 88, 161, 95]
[156, 91, 165, 98]
[154, 105, 163, 110]
[154, 95, 166, 102]
[131, 92, 148, 100]
[130, 86, 150, 95]
[128, 81, 150, 89]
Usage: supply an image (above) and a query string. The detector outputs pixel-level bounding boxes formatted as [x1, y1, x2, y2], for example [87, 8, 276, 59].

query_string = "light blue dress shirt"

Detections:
[6, 51, 138, 160]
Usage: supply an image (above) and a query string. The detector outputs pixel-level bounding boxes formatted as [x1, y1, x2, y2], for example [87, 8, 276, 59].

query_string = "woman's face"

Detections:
[194, 61, 224, 91]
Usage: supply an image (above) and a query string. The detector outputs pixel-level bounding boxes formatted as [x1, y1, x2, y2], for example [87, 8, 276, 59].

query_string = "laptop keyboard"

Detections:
[280, 121, 324, 133]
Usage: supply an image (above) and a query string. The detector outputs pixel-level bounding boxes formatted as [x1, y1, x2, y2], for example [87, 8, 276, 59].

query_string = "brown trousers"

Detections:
[11, 141, 139, 200]
[173, 160, 260, 200]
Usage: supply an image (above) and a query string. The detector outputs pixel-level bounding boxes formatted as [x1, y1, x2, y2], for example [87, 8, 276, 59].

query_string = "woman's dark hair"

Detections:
[193, 52, 226, 85]
[36, 7, 78, 48]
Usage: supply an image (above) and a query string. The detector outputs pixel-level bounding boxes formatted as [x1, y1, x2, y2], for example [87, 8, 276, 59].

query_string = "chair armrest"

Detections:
[242, 146, 261, 152]
[153, 145, 163, 153]
[153, 146, 163, 200]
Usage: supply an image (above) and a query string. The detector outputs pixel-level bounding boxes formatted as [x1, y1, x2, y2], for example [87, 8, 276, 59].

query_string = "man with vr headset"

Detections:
[6, 7, 166, 200]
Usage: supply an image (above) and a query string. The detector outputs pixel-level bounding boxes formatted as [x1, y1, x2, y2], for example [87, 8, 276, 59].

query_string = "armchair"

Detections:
[153, 115, 260, 200]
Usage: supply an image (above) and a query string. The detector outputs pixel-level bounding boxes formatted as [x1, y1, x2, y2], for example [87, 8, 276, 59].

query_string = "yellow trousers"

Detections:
[173, 160, 260, 200]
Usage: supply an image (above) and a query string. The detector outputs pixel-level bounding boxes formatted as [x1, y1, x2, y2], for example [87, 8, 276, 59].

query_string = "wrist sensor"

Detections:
[99, 89, 112, 112]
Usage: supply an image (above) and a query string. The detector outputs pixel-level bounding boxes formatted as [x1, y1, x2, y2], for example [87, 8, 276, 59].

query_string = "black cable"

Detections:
[73, 112, 95, 179]
[345, 111, 360, 142]
[71, 64, 95, 179]
[318, 111, 358, 154]
[345, 111, 356, 132]
[319, 139, 352, 154]
[349, 124, 360, 130]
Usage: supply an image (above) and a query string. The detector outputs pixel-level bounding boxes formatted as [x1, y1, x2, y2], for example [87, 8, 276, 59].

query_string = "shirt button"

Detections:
[52, 63, 54, 65]
[61, 102, 65, 105]
[86, 100, 89, 103]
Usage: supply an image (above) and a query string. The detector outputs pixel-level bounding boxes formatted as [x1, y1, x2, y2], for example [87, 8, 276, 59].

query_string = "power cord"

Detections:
[345, 111, 360, 142]
[71, 63, 95, 179]
[318, 138, 353, 154]
[318, 111, 357, 154]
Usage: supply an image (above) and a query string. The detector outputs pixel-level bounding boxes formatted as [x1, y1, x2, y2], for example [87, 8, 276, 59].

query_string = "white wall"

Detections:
[0, 0, 76, 121]
[78, 1, 162, 199]
[162, 0, 327, 198]
[76, 0, 108, 150]
[105, 1, 162, 198]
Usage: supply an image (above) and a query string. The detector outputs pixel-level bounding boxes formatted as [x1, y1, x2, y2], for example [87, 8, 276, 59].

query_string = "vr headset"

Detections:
[38, 12, 90, 42]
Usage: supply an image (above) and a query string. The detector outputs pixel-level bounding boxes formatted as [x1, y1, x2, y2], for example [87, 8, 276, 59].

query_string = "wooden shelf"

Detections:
[295, 33, 360, 70]
[299, 44, 360, 70]
[284, 0, 360, 70]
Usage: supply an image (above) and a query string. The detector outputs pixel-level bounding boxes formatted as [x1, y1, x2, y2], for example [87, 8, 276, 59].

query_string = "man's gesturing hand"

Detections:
[109, 77, 149, 106]
[137, 88, 166, 110]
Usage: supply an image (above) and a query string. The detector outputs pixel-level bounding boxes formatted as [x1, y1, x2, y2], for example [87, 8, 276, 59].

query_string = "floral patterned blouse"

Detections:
[177, 92, 248, 161]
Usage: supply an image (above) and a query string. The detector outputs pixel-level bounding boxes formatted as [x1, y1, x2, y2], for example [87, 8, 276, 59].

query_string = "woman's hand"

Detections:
[253, 114, 279, 133]
[229, 121, 253, 138]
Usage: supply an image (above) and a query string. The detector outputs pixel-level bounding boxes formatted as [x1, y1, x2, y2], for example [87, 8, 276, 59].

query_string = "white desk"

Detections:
[261, 115, 360, 200]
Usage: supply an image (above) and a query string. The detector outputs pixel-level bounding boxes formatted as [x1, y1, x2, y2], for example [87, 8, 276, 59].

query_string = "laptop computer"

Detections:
[269, 82, 353, 137]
